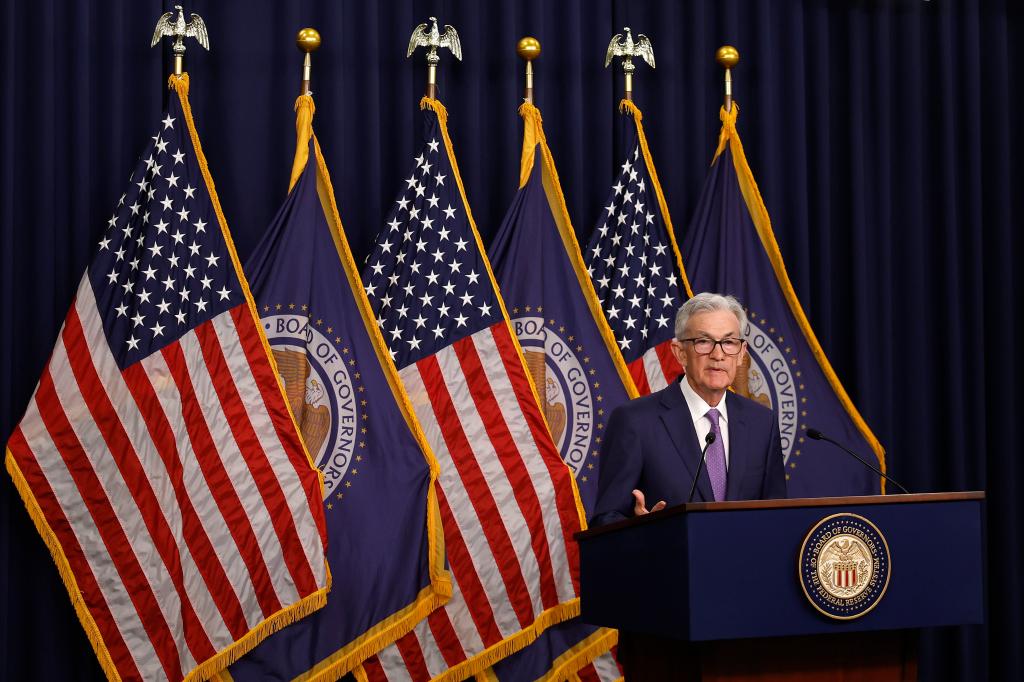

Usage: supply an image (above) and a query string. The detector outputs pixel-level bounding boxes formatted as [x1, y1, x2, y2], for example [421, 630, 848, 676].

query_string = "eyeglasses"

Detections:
[678, 337, 745, 356]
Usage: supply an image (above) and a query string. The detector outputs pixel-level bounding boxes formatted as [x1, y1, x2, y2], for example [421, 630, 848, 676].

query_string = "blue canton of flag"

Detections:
[90, 112, 239, 362]
[583, 102, 688, 395]
[363, 119, 499, 365]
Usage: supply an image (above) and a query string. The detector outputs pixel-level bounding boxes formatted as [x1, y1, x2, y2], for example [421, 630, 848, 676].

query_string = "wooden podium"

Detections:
[575, 493, 985, 681]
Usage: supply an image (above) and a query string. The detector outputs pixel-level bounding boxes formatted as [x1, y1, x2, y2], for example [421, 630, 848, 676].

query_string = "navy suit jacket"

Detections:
[590, 379, 787, 526]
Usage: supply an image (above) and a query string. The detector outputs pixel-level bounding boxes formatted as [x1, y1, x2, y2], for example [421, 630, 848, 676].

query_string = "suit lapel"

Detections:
[658, 382, 715, 503]
[724, 393, 750, 501]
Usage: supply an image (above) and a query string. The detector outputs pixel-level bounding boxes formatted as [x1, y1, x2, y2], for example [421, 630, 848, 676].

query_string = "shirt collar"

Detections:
[679, 376, 730, 425]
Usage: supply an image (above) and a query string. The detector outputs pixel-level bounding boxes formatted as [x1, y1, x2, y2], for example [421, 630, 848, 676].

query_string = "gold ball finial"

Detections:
[296, 28, 321, 54]
[516, 36, 541, 62]
[716, 45, 739, 69]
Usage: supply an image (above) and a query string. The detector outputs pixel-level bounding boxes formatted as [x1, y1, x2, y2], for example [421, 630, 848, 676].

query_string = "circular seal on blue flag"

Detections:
[799, 513, 891, 620]
[738, 315, 800, 465]
[510, 313, 599, 480]
[261, 311, 364, 503]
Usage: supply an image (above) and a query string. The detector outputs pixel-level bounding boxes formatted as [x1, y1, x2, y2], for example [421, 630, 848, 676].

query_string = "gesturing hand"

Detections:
[632, 489, 666, 516]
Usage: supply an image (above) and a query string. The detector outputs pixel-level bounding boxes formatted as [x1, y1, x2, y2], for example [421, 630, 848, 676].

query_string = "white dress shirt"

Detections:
[679, 378, 731, 470]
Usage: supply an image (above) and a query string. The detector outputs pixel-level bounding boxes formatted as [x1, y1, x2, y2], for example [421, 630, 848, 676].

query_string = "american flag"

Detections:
[583, 103, 689, 394]
[359, 101, 583, 681]
[5, 77, 329, 682]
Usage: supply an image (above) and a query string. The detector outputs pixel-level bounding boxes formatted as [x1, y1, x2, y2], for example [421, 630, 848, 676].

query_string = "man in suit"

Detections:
[591, 292, 787, 526]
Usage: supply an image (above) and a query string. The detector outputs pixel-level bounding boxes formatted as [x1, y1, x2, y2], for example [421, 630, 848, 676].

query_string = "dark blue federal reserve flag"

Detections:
[681, 104, 885, 496]
[483, 103, 626, 682]
[225, 96, 449, 681]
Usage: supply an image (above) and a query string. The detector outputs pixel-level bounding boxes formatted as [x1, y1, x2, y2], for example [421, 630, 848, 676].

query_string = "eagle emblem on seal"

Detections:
[524, 350, 567, 445]
[733, 353, 771, 408]
[273, 348, 331, 459]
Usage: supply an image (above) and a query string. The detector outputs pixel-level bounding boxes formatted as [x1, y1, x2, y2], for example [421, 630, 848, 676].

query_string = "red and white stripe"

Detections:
[574, 650, 623, 682]
[7, 276, 328, 682]
[627, 340, 682, 395]
[362, 321, 582, 681]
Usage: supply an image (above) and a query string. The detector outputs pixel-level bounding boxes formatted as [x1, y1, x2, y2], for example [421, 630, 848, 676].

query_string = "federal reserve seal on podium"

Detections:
[799, 513, 891, 620]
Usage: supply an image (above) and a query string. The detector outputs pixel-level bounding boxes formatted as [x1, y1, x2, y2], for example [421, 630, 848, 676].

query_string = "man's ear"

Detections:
[670, 339, 688, 372]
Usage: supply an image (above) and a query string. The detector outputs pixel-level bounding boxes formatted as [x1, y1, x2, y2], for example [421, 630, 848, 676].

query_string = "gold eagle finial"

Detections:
[605, 27, 655, 70]
[151, 5, 210, 76]
[407, 16, 462, 62]
[407, 17, 462, 99]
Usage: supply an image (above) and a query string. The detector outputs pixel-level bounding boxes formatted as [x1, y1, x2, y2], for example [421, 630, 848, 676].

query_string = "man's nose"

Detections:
[709, 343, 726, 358]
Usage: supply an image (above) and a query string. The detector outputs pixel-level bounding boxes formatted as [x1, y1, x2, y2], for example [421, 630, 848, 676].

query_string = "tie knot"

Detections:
[706, 408, 720, 426]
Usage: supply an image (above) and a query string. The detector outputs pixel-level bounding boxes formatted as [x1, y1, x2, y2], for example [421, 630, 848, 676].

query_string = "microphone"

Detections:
[686, 431, 717, 503]
[806, 428, 910, 495]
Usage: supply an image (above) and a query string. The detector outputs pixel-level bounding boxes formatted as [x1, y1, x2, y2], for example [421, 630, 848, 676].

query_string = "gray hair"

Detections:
[674, 293, 748, 339]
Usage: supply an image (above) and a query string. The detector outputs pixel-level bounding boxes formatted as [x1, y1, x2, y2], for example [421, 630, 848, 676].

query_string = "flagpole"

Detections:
[516, 37, 541, 104]
[716, 45, 740, 112]
[297, 28, 321, 96]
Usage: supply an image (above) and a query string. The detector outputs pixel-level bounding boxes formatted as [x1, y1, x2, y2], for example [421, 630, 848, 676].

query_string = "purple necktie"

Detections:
[705, 408, 727, 501]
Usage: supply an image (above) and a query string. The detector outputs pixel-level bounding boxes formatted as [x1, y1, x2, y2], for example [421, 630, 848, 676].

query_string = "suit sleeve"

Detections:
[761, 410, 788, 499]
[589, 403, 643, 526]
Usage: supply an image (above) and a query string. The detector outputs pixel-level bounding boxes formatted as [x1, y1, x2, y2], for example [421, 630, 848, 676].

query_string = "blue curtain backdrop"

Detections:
[1, 1, 1019, 680]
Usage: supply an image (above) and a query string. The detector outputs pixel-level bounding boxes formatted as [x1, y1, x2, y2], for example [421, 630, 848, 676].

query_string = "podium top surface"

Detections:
[576, 491, 985, 540]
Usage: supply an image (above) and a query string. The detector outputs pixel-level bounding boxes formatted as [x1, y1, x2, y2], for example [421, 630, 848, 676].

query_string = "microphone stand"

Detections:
[807, 428, 910, 495]
[687, 432, 717, 503]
